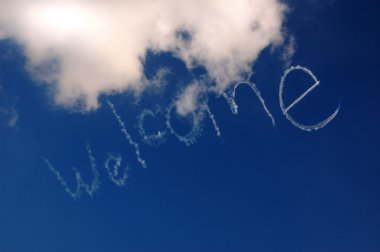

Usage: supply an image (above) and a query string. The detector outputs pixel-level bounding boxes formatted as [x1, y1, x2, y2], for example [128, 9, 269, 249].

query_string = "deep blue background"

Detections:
[1, 1, 380, 251]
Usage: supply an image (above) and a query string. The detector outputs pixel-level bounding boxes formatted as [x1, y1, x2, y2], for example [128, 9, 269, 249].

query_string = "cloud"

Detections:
[281, 35, 296, 68]
[0, 0, 288, 111]
[0, 85, 19, 128]
[7, 107, 18, 127]
[0, 107, 18, 128]
[175, 81, 203, 116]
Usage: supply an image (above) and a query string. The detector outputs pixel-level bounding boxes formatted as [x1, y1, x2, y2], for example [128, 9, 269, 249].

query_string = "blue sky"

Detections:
[1, 0, 380, 251]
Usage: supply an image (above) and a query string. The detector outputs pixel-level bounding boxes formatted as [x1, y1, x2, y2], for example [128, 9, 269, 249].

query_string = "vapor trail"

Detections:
[137, 109, 167, 146]
[279, 65, 340, 131]
[107, 100, 147, 168]
[284, 81, 320, 113]
[104, 153, 128, 187]
[166, 102, 204, 146]
[205, 104, 222, 137]
[223, 81, 276, 127]
[43, 144, 100, 200]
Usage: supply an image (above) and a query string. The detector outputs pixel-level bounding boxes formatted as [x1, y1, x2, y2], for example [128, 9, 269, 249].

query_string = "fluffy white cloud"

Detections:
[0, 0, 287, 111]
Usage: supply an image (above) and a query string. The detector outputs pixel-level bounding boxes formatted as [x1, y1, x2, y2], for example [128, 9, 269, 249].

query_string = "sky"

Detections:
[0, 0, 380, 251]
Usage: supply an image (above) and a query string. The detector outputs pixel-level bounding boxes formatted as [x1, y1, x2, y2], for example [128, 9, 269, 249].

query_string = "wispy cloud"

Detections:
[7, 107, 18, 127]
[0, 85, 19, 128]
[175, 81, 203, 116]
[281, 36, 297, 68]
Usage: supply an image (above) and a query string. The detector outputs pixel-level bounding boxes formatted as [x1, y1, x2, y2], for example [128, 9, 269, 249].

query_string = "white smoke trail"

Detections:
[104, 153, 128, 187]
[284, 81, 320, 113]
[166, 102, 205, 146]
[43, 144, 100, 200]
[279, 65, 340, 131]
[107, 100, 147, 168]
[205, 104, 222, 137]
[137, 109, 167, 147]
[223, 81, 276, 127]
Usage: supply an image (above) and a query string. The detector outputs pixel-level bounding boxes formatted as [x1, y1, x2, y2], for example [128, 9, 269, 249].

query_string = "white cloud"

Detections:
[7, 107, 18, 127]
[281, 35, 296, 68]
[175, 81, 203, 116]
[0, 85, 19, 128]
[0, 106, 19, 128]
[0, 0, 288, 111]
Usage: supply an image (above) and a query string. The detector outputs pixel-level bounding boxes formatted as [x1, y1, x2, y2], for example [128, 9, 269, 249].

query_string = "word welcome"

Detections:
[45, 65, 341, 200]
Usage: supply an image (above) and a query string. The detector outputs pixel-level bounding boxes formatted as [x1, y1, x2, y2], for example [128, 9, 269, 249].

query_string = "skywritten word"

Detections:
[44, 65, 341, 200]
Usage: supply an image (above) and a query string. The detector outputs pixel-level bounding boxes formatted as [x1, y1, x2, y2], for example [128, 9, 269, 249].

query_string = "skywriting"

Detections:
[0, 1, 379, 252]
